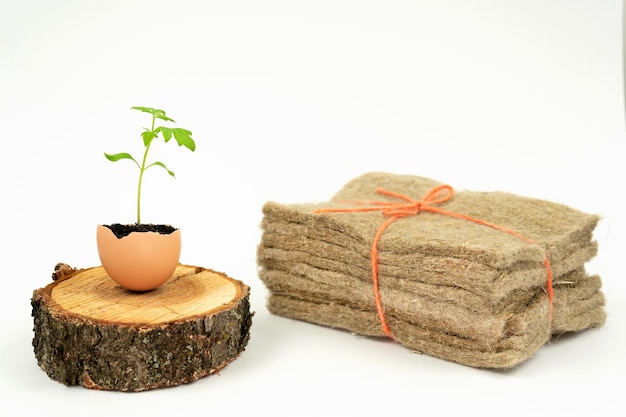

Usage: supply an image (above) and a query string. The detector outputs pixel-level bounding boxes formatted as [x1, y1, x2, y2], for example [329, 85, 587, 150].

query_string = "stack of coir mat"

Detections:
[257, 172, 606, 368]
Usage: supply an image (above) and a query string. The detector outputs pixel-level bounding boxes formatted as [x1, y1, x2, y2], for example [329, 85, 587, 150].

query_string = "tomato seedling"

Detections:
[104, 106, 196, 225]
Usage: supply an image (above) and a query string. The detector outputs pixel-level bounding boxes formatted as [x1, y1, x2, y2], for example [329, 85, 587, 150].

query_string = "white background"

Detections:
[1, 1, 624, 416]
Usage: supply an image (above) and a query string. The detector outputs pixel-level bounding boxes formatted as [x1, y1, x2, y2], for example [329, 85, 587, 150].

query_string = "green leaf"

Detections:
[171, 128, 196, 151]
[141, 130, 157, 147]
[104, 152, 140, 168]
[155, 113, 175, 123]
[131, 106, 175, 123]
[146, 161, 175, 178]
[131, 106, 156, 114]
[104, 152, 134, 162]
[158, 126, 173, 142]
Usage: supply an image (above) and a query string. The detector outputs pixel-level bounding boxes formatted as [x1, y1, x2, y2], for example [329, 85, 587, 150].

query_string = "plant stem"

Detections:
[136, 113, 157, 225]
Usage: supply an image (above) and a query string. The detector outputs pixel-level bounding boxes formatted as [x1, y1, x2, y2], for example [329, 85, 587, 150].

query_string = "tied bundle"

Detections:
[257, 172, 606, 368]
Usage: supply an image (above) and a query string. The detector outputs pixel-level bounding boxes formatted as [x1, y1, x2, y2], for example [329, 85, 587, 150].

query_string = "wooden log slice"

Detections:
[31, 263, 254, 392]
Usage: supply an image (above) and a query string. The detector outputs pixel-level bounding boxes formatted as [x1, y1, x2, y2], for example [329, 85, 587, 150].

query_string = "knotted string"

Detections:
[314, 185, 554, 340]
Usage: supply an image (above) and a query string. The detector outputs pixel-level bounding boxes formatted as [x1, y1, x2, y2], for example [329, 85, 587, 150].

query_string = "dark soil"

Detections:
[103, 223, 178, 239]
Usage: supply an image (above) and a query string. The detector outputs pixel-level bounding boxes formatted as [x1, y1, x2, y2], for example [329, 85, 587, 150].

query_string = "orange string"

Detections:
[314, 185, 554, 340]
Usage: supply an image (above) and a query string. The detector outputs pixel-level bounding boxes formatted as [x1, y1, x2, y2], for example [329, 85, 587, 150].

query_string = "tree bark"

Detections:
[31, 263, 253, 392]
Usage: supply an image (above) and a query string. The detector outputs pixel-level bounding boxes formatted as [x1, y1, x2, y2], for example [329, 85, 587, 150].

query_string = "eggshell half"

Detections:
[96, 224, 181, 291]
